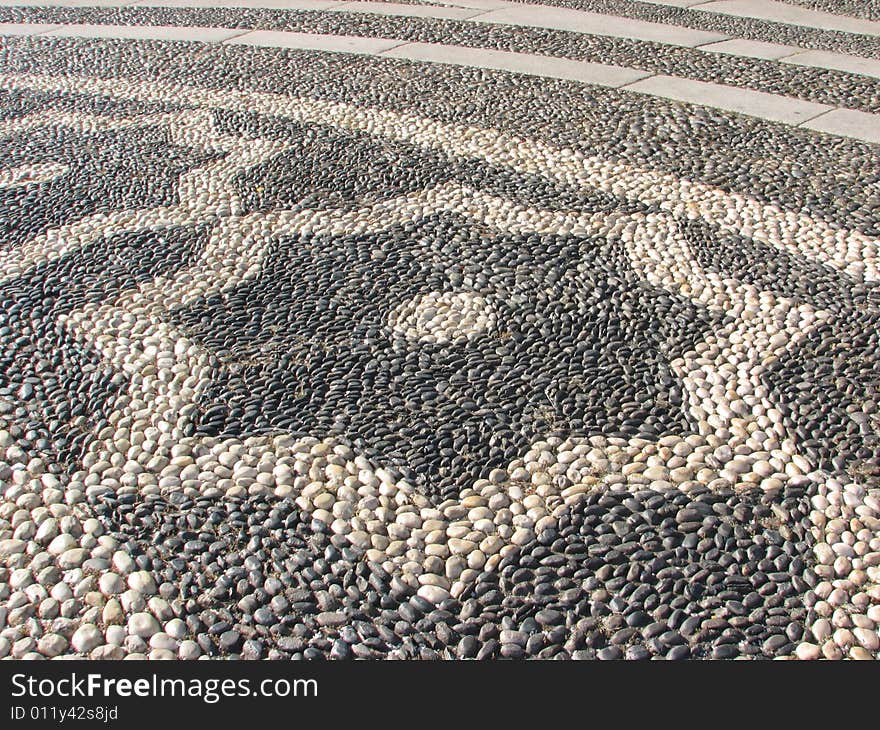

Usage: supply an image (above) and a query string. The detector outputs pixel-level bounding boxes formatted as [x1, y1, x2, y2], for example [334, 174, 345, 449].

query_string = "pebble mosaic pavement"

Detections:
[1, 0, 880, 661]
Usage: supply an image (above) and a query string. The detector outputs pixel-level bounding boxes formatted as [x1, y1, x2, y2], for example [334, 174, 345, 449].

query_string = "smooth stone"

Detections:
[128, 612, 161, 639]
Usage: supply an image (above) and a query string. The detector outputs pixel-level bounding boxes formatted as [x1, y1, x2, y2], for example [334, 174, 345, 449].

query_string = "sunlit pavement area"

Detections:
[1, 0, 880, 661]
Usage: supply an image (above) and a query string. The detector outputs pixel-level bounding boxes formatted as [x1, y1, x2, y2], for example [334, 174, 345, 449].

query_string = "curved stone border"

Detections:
[3, 26, 880, 144]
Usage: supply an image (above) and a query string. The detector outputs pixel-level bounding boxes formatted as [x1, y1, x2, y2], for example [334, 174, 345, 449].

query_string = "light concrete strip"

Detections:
[699, 38, 801, 60]
[0, 0, 130, 5]
[381, 41, 653, 86]
[131, 0, 344, 8]
[133, 0, 507, 9]
[783, 49, 880, 80]
[470, 6, 729, 47]
[802, 108, 880, 145]
[0, 22, 61, 34]
[229, 28, 402, 53]
[375, 0, 510, 8]
[334, 1, 486, 20]
[39, 23, 245, 41]
[134, 0, 475, 16]
[621, 73, 832, 124]
[406, 0, 512, 9]
[639, 0, 708, 7]
[693, 0, 880, 37]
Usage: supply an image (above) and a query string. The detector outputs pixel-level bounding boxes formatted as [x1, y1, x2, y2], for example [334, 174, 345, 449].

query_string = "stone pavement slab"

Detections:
[335, 1, 484, 21]
[132, 0, 344, 9]
[783, 49, 880, 81]
[381, 42, 652, 87]
[694, 0, 880, 37]
[622, 73, 832, 125]
[227, 29, 402, 54]
[699, 38, 801, 60]
[39, 23, 244, 41]
[802, 108, 880, 145]
[474, 6, 729, 47]
[0, 22, 61, 35]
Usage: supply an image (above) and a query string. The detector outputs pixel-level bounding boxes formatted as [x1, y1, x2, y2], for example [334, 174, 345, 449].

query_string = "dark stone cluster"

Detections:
[88, 478, 816, 660]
